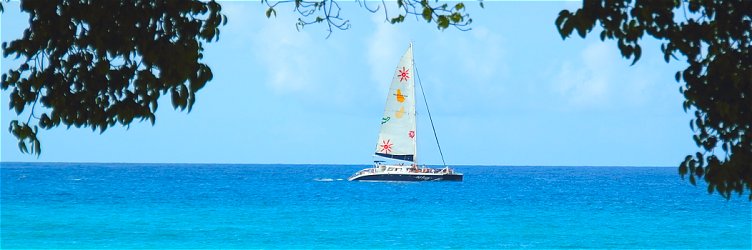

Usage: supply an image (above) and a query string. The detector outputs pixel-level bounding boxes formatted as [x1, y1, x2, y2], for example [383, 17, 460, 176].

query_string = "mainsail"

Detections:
[374, 44, 417, 162]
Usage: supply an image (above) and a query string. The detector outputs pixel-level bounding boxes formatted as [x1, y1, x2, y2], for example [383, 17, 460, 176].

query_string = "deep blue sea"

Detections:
[1, 163, 750, 248]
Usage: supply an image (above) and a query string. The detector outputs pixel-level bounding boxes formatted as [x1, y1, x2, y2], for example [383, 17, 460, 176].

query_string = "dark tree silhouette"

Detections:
[1, 0, 226, 154]
[556, 0, 751, 200]
[1, 0, 476, 156]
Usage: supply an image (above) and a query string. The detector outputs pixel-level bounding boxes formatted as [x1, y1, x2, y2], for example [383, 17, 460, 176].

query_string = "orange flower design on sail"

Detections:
[395, 106, 405, 118]
[395, 89, 405, 103]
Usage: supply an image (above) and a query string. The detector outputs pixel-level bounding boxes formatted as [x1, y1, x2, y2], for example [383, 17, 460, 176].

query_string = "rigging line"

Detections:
[413, 59, 447, 167]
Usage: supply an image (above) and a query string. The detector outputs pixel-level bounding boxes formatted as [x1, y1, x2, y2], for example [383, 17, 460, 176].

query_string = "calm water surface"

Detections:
[1, 163, 750, 248]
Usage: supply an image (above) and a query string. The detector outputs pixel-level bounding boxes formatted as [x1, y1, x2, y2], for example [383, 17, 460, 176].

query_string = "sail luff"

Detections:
[411, 44, 418, 165]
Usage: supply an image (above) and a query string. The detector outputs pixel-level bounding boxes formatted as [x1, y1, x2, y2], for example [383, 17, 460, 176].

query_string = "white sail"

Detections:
[374, 44, 417, 162]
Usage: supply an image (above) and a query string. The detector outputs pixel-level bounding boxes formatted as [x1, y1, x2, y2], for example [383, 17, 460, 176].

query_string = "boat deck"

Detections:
[348, 164, 462, 181]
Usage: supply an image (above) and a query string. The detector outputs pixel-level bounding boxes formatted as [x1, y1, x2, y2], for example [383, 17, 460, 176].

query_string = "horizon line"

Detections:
[0, 161, 678, 168]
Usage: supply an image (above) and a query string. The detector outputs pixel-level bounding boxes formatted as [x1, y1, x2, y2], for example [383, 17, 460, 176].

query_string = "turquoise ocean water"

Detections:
[1, 162, 750, 248]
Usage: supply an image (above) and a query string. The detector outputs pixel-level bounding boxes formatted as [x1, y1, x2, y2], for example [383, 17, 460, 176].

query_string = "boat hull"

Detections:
[349, 173, 463, 182]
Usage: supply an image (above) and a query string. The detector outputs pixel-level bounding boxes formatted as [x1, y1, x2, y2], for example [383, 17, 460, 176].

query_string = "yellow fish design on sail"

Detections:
[395, 89, 405, 103]
[395, 106, 405, 118]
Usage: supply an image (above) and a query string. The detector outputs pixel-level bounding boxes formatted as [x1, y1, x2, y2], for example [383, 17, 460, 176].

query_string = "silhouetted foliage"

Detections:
[261, 0, 478, 37]
[556, 0, 751, 200]
[1, 0, 476, 156]
[1, 0, 226, 155]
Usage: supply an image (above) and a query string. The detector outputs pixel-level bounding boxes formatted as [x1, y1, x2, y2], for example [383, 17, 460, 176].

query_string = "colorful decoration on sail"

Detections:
[374, 44, 416, 162]
[395, 89, 405, 103]
[395, 107, 405, 118]
[379, 139, 393, 153]
[398, 67, 410, 82]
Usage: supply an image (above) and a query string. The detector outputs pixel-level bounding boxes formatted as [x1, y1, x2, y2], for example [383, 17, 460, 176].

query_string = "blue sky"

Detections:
[1, 1, 694, 166]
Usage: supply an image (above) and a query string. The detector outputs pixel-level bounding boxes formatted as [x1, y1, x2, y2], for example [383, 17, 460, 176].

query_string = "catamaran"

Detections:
[348, 43, 462, 182]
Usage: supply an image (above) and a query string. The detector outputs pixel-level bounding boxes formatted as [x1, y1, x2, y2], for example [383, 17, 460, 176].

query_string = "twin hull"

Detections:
[348, 165, 463, 182]
[349, 172, 463, 182]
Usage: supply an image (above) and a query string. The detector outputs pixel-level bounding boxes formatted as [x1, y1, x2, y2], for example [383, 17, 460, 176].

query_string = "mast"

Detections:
[411, 42, 418, 166]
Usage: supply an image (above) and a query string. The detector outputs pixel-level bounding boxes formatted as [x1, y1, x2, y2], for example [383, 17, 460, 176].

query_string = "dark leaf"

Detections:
[390, 15, 406, 24]
[422, 7, 433, 22]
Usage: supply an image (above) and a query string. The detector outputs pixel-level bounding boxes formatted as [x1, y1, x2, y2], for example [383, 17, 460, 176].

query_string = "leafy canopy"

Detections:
[556, 0, 751, 200]
[1, 0, 477, 156]
[1, 0, 226, 154]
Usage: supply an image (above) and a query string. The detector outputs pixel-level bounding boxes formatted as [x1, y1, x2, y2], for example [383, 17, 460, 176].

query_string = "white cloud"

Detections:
[218, 2, 383, 113]
[455, 26, 507, 81]
[255, 15, 317, 93]
[221, 2, 316, 93]
[221, 2, 255, 43]
[367, 12, 404, 94]
[415, 25, 508, 114]
[554, 42, 613, 107]
[365, 15, 509, 115]
[553, 41, 664, 109]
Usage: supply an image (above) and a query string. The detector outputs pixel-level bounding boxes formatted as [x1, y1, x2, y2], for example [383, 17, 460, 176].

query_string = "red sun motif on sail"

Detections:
[408, 131, 415, 139]
[379, 139, 393, 154]
[397, 67, 410, 82]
